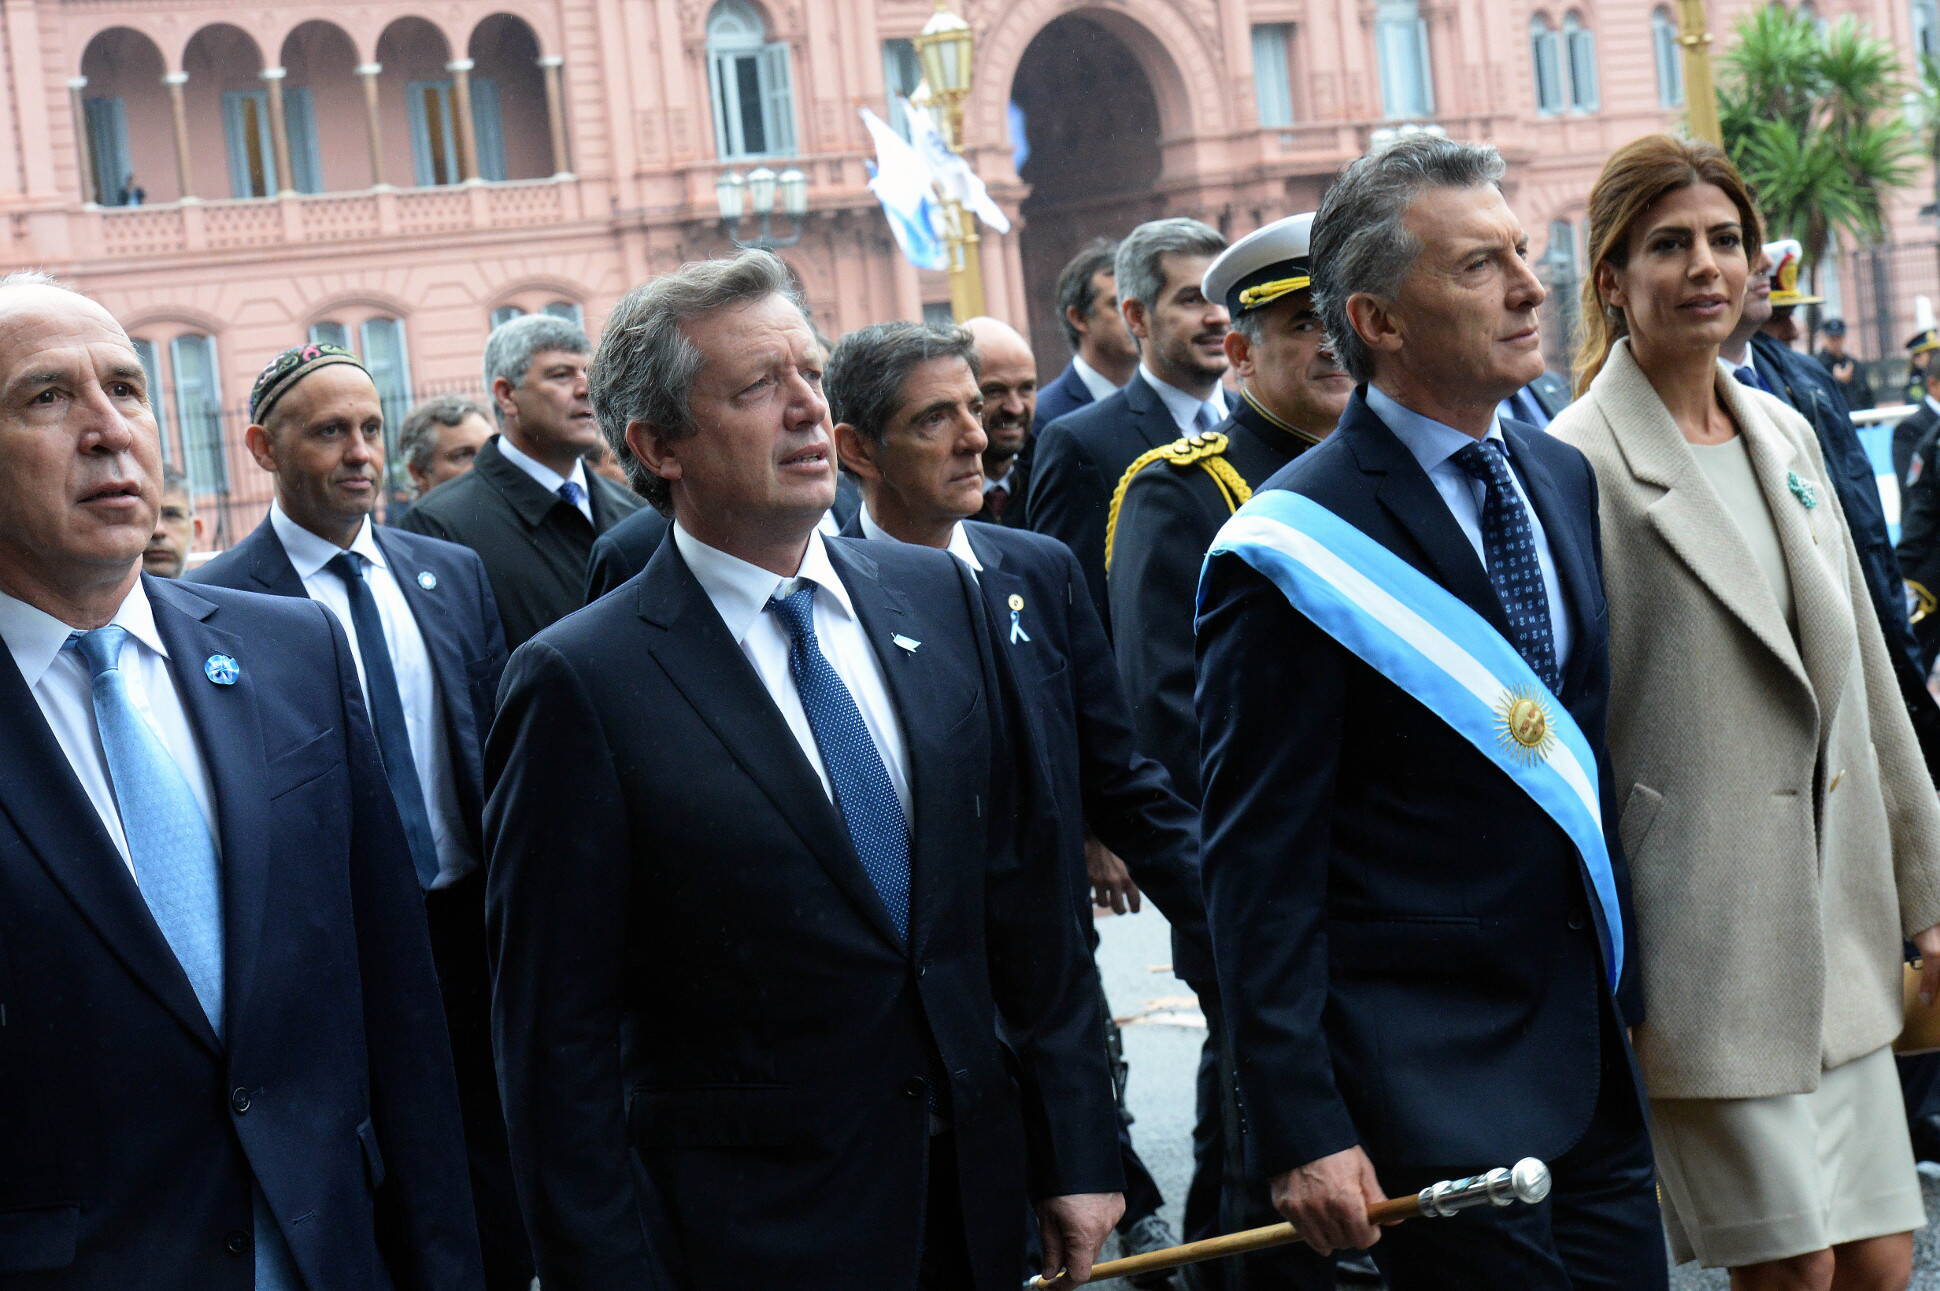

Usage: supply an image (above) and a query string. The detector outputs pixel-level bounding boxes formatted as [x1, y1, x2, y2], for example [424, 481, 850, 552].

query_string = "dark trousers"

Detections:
[920, 1134, 975, 1291]
[426, 872, 535, 1291]
[1365, 1014, 1666, 1291]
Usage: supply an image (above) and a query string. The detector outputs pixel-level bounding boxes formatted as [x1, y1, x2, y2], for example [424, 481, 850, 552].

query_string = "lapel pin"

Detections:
[1007, 593, 1031, 645]
[417, 570, 439, 591]
[203, 653, 240, 686]
[892, 633, 922, 654]
[1786, 470, 1819, 510]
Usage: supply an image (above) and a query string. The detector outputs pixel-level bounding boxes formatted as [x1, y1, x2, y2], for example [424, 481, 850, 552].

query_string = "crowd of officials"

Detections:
[8, 126, 1940, 1291]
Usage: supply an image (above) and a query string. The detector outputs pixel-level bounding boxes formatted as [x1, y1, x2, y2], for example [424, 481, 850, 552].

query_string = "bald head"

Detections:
[961, 317, 1036, 475]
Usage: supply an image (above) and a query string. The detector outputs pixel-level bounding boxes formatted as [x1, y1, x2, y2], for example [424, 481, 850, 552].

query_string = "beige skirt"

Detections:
[1650, 1045, 1926, 1267]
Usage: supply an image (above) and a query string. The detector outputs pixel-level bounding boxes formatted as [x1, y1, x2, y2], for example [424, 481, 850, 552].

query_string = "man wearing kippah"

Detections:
[191, 343, 531, 1289]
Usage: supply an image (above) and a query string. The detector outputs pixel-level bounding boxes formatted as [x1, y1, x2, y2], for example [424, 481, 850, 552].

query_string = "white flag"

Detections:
[901, 97, 1012, 235]
[858, 107, 948, 272]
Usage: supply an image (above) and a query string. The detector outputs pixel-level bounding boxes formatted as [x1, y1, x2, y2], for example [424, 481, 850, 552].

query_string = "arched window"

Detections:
[1564, 12, 1599, 111]
[707, 0, 797, 159]
[1652, 7, 1686, 107]
[543, 300, 584, 326]
[1530, 15, 1564, 115]
[169, 334, 227, 494]
[359, 317, 413, 456]
[1374, 0, 1434, 120]
[131, 337, 170, 464]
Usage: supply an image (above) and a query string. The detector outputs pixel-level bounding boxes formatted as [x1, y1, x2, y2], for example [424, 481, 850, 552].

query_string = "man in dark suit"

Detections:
[826, 319, 1208, 1286]
[396, 311, 641, 648]
[0, 276, 481, 1287]
[1198, 139, 1663, 1289]
[488, 250, 1123, 1289]
[189, 344, 528, 1289]
[1027, 218, 1230, 631]
[1035, 238, 1136, 434]
[962, 317, 1036, 526]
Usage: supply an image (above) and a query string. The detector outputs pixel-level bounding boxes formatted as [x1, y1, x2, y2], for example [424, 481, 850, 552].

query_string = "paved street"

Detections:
[1092, 905, 1940, 1289]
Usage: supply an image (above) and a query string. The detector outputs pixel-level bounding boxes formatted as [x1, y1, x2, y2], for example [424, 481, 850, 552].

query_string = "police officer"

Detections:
[1105, 213, 1355, 1291]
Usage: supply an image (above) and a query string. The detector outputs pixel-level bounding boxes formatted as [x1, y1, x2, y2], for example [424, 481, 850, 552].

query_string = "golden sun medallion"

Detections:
[1494, 689, 1557, 764]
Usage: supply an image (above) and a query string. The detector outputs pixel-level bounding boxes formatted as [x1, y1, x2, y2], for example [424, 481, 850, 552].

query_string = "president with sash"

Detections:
[1194, 136, 1668, 1289]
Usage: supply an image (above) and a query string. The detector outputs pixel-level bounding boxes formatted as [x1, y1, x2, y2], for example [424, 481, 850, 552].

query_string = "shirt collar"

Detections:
[1140, 364, 1227, 431]
[982, 462, 1014, 490]
[1925, 394, 1940, 419]
[1071, 354, 1122, 403]
[1365, 383, 1504, 475]
[0, 574, 167, 688]
[858, 505, 983, 574]
[270, 500, 385, 579]
[673, 522, 857, 645]
[497, 432, 590, 500]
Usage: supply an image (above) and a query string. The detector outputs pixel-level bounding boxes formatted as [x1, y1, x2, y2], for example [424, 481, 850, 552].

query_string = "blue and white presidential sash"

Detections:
[1200, 489, 1624, 989]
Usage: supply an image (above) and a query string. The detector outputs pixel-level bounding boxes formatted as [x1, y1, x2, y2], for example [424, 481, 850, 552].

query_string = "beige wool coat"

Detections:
[1550, 339, 1940, 1100]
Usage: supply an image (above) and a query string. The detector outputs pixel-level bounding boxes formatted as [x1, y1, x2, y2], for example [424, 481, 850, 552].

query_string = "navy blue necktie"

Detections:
[558, 480, 586, 508]
[327, 552, 441, 888]
[1734, 364, 1772, 394]
[1453, 440, 1562, 694]
[766, 584, 911, 941]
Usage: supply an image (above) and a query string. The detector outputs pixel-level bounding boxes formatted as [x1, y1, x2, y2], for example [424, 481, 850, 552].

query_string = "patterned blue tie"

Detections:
[69, 626, 226, 1030]
[68, 628, 300, 1291]
[328, 553, 441, 888]
[1452, 440, 1562, 694]
[557, 480, 586, 508]
[1734, 364, 1772, 394]
[766, 584, 911, 941]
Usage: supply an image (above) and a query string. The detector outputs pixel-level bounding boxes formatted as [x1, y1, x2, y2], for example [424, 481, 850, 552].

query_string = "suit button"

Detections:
[1567, 912, 1587, 931]
[224, 1230, 251, 1256]
[230, 1087, 251, 1115]
[918, 960, 931, 978]
[902, 1077, 927, 1100]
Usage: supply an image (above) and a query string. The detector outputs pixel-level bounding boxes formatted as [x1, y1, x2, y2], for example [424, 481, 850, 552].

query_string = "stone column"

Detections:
[538, 54, 571, 177]
[356, 64, 386, 188]
[445, 58, 479, 183]
[164, 72, 195, 201]
[67, 77, 96, 204]
[260, 66, 295, 195]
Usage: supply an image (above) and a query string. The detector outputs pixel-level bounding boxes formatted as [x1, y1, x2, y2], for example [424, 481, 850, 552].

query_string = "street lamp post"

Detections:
[1676, 0, 1723, 145]
[715, 165, 809, 251]
[1540, 238, 1580, 375]
[912, 0, 984, 321]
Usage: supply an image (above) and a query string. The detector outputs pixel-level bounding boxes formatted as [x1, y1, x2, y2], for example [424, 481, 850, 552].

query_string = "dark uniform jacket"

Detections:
[1751, 333, 1940, 771]
[395, 435, 642, 650]
[1896, 402, 1940, 673]
[1105, 390, 1321, 803]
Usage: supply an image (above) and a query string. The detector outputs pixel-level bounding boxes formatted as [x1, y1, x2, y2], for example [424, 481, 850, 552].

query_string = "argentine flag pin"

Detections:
[417, 570, 439, 591]
[203, 654, 240, 686]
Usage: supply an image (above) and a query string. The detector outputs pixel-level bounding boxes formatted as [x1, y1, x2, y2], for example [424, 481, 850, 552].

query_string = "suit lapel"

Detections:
[241, 520, 307, 598]
[1503, 422, 1599, 694]
[148, 578, 276, 1039]
[375, 529, 485, 842]
[1125, 372, 1186, 452]
[638, 542, 907, 952]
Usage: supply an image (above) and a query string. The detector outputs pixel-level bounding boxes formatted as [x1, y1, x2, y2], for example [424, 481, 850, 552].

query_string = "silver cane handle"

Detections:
[1415, 1157, 1552, 1218]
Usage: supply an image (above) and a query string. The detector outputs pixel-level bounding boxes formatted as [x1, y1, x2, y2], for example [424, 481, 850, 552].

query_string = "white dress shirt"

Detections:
[1072, 355, 1123, 404]
[271, 504, 473, 886]
[1141, 364, 1227, 436]
[0, 578, 218, 879]
[497, 433, 594, 524]
[1365, 384, 1574, 670]
[674, 523, 912, 823]
[858, 505, 984, 581]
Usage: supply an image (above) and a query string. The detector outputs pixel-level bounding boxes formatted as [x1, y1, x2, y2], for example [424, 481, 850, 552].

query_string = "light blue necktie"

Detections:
[1452, 440, 1562, 694]
[766, 584, 911, 941]
[1194, 402, 1219, 434]
[69, 628, 302, 1289]
[557, 480, 586, 508]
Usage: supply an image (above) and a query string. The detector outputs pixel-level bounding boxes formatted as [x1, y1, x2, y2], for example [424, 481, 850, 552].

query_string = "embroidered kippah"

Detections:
[249, 342, 369, 425]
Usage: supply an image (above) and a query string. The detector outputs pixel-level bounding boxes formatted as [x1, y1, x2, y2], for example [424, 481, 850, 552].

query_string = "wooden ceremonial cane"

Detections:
[1024, 1158, 1552, 1288]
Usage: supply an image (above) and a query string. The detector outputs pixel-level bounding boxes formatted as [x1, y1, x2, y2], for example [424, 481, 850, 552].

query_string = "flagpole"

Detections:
[913, 0, 986, 320]
[1676, 0, 1723, 146]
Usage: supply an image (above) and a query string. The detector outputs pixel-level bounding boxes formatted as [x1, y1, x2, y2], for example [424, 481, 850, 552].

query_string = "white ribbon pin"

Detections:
[892, 633, 921, 653]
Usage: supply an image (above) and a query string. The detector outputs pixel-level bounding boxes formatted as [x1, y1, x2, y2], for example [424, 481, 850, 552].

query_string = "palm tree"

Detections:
[1718, 9, 1914, 299]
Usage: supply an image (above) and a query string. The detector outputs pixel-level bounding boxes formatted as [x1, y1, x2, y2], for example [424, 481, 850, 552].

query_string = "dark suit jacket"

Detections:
[189, 519, 508, 865]
[0, 576, 481, 1289]
[1897, 400, 1938, 485]
[838, 514, 1210, 984]
[1107, 395, 1319, 803]
[395, 435, 642, 650]
[1751, 333, 1940, 772]
[582, 475, 861, 605]
[487, 534, 1119, 1290]
[973, 458, 1030, 527]
[1025, 371, 1184, 631]
[1032, 360, 1097, 433]
[1197, 391, 1639, 1180]
[1525, 369, 1572, 420]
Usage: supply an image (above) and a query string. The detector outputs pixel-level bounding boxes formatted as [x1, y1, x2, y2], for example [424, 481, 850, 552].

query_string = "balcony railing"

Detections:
[81, 176, 583, 260]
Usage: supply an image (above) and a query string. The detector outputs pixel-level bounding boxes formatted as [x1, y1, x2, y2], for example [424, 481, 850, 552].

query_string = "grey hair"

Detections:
[397, 395, 490, 478]
[482, 312, 590, 425]
[1113, 218, 1226, 327]
[1311, 135, 1507, 383]
[1055, 238, 1118, 350]
[589, 249, 803, 512]
[824, 322, 980, 450]
[0, 269, 74, 293]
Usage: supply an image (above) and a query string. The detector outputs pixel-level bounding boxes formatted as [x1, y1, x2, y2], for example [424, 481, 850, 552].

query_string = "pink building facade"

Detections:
[0, 0, 1928, 541]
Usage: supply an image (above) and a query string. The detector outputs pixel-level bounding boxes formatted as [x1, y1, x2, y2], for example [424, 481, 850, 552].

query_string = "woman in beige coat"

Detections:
[1551, 134, 1940, 1291]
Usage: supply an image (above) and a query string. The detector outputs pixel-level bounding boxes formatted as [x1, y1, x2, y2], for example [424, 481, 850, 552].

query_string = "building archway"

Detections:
[78, 28, 172, 204]
[1010, 13, 1165, 366]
